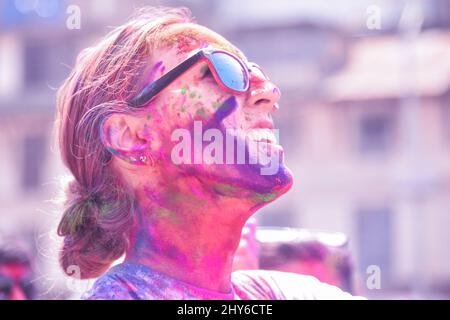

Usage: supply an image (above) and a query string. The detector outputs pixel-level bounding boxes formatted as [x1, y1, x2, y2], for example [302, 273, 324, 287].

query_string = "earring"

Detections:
[137, 154, 154, 166]
[139, 155, 147, 164]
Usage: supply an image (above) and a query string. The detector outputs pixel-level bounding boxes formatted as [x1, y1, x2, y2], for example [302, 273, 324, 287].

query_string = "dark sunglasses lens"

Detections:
[210, 52, 248, 92]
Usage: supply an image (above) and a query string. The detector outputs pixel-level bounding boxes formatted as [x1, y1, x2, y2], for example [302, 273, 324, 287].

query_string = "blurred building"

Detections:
[229, 1, 450, 298]
[291, 31, 450, 297]
[1, 0, 450, 298]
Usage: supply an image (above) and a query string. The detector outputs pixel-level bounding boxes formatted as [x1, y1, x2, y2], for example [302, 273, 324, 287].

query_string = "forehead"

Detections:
[160, 23, 247, 61]
[137, 23, 248, 90]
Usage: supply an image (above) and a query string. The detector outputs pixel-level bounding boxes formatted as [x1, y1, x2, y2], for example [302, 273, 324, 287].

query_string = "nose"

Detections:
[246, 69, 281, 113]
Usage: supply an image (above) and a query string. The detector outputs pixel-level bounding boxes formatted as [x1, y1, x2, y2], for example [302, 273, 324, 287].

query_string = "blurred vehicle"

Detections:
[257, 227, 354, 294]
[0, 238, 34, 300]
[233, 220, 355, 293]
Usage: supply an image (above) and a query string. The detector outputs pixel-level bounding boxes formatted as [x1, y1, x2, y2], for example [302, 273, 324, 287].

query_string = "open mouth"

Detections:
[246, 128, 278, 145]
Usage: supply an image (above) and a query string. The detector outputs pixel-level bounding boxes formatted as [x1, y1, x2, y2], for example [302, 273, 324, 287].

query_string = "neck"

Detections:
[125, 177, 254, 293]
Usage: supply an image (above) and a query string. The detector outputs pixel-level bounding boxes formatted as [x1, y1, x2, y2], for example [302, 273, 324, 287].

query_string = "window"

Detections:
[24, 42, 49, 87]
[22, 134, 46, 190]
[358, 113, 393, 154]
[443, 95, 450, 146]
[24, 39, 75, 89]
[356, 206, 392, 286]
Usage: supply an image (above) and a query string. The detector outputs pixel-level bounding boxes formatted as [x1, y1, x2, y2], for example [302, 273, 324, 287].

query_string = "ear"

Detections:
[101, 113, 149, 155]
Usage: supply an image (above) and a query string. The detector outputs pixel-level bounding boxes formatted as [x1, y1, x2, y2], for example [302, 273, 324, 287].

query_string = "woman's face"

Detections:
[135, 24, 293, 202]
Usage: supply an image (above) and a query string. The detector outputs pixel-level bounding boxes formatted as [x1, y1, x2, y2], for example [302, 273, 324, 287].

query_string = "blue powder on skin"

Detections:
[213, 96, 237, 122]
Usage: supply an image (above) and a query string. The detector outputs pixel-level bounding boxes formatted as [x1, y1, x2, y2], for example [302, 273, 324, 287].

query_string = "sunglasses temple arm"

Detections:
[129, 52, 204, 108]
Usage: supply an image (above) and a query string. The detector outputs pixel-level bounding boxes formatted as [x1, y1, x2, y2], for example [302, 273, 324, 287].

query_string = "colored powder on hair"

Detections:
[146, 61, 164, 86]
[99, 202, 115, 217]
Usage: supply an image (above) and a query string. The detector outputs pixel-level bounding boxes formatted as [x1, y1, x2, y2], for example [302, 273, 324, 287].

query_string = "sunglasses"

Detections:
[129, 48, 264, 108]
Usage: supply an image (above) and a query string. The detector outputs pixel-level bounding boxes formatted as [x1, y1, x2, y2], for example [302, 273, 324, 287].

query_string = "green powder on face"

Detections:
[253, 192, 277, 203]
[213, 183, 239, 196]
[181, 86, 188, 94]
[170, 192, 198, 208]
[156, 208, 180, 225]
[212, 101, 222, 110]
[195, 107, 206, 117]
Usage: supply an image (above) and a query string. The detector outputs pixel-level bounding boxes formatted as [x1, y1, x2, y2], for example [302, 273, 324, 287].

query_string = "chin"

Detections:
[181, 139, 294, 203]
[247, 160, 293, 197]
[187, 159, 293, 203]
[243, 142, 294, 195]
[253, 167, 293, 211]
[220, 156, 294, 203]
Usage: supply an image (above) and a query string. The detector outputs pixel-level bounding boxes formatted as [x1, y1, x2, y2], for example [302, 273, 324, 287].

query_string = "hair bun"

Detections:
[67, 179, 101, 205]
[59, 180, 99, 237]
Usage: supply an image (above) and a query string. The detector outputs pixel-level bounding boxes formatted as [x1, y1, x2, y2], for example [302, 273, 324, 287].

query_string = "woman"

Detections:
[55, 7, 357, 299]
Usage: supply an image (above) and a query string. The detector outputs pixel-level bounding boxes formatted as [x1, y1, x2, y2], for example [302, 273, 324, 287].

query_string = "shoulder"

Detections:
[81, 273, 137, 300]
[81, 264, 143, 300]
[232, 270, 365, 300]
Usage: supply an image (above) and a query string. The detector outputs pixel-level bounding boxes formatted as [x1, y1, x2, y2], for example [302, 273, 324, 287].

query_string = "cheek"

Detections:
[164, 79, 230, 123]
[221, 109, 245, 130]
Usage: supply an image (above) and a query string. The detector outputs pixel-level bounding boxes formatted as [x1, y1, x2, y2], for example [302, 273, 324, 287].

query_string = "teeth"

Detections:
[246, 129, 277, 144]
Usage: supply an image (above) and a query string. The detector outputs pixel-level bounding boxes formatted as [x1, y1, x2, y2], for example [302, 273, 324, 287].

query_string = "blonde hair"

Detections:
[55, 7, 193, 279]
